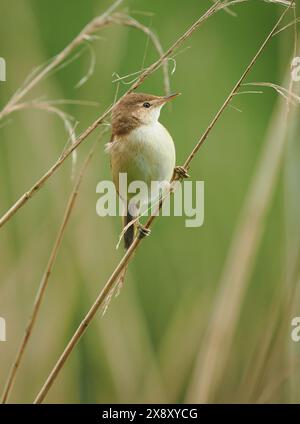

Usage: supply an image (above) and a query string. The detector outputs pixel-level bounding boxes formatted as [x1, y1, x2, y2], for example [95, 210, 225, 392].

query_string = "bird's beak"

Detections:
[153, 92, 181, 106]
[163, 92, 181, 102]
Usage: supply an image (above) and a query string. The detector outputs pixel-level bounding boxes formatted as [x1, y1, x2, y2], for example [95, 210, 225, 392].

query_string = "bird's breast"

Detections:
[110, 122, 176, 187]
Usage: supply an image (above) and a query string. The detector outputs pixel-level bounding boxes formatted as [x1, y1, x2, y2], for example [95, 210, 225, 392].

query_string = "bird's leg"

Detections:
[137, 221, 151, 239]
[130, 202, 151, 240]
[174, 165, 190, 180]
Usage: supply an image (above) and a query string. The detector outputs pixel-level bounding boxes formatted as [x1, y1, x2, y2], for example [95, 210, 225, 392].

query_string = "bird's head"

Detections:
[111, 92, 180, 136]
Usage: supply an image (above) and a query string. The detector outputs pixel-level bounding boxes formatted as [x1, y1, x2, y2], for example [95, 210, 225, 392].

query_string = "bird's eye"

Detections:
[143, 102, 151, 108]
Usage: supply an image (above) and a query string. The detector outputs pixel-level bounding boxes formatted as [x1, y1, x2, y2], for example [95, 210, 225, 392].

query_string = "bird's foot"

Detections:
[137, 223, 151, 239]
[174, 165, 190, 180]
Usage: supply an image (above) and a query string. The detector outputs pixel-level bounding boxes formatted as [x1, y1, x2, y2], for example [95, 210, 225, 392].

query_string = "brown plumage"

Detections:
[108, 91, 180, 250]
[109, 93, 164, 249]
[111, 93, 160, 138]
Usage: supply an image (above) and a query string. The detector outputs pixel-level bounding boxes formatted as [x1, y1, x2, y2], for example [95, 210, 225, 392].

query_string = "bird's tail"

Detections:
[124, 209, 135, 250]
[112, 210, 134, 297]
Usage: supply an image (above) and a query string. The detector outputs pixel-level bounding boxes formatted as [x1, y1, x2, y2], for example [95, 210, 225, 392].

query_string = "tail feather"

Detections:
[124, 210, 134, 250]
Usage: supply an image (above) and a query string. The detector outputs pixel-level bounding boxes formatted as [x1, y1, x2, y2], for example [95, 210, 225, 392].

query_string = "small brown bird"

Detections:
[107, 92, 187, 250]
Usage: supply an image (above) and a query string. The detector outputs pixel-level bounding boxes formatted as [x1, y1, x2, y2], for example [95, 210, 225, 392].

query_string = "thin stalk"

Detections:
[0, 0, 124, 121]
[0, 1, 245, 230]
[1, 138, 100, 404]
[185, 2, 295, 404]
[32, 2, 292, 404]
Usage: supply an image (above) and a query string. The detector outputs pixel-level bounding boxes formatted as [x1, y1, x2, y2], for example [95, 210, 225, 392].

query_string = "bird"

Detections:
[106, 92, 188, 250]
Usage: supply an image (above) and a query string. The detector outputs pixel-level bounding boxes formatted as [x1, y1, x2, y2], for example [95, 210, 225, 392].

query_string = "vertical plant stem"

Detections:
[1, 139, 100, 404]
[0, 0, 240, 230]
[32, 2, 292, 404]
[0, 0, 124, 121]
[186, 3, 295, 404]
[33, 236, 142, 404]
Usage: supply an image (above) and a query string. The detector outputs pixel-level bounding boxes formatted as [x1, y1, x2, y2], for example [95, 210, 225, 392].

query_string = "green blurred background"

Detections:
[0, 0, 299, 403]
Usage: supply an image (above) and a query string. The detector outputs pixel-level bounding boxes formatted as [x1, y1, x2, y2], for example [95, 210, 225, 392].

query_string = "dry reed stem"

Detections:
[0, 0, 247, 230]
[245, 12, 300, 405]
[257, 358, 300, 403]
[0, 0, 124, 121]
[108, 13, 170, 95]
[1, 138, 101, 404]
[244, 81, 300, 104]
[211, 0, 237, 16]
[186, 3, 295, 403]
[32, 1, 292, 404]
[254, 280, 300, 403]
[6, 99, 98, 178]
[0, 1, 170, 184]
[0, 0, 172, 178]
[284, 10, 299, 401]
[240, 301, 283, 402]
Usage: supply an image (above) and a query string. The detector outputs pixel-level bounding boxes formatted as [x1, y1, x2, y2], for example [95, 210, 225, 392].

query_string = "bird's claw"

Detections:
[137, 224, 151, 239]
[174, 165, 190, 179]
